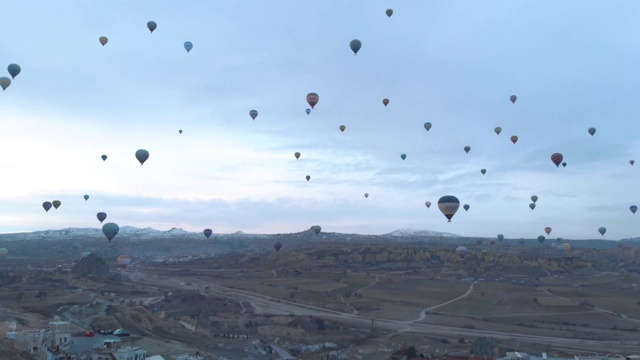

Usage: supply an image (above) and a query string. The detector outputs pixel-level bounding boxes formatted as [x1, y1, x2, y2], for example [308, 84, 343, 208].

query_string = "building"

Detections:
[49, 321, 71, 349]
[5, 329, 46, 355]
[85, 339, 148, 360]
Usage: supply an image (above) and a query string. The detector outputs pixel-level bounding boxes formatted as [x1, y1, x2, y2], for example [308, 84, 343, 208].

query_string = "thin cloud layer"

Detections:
[0, 1, 639, 239]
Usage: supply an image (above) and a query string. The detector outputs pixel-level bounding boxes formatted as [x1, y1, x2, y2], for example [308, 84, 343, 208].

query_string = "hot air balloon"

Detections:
[588, 127, 596, 136]
[386, 9, 393, 17]
[0, 248, 8, 258]
[438, 195, 460, 222]
[339, 125, 346, 132]
[598, 227, 606, 236]
[425, 201, 431, 208]
[364, 193, 369, 198]
[630, 205, 637, 214]
[350, 39, 362, 55]
[306, 175, 310, 181]
[494, 127, 502, 135]
[184, 41, 193, 52]
[480, 169, 486, 175]
[204, 229, 212, 238]
[455, 246, 468, 259]
[102, 222, 119, 242]
[382, 98, 389, 107]
[306, 93, 319, 109]
[563, 243, 571, 253]
[135, 149, 149, 165]
[147, 21, 157, 33]
[551, 153, 563, 167]
[510, 135, 518, 144]
[0, 77, 11, 91]
[273, 242, 283, 252]
[463, 204, 470, 211]
[544, 227, 551, 235]
[531, 195, 538, 203]
[117, 254, 131, 270]
[7, 64, 21, 79]
[489, 240, 496, 246]
[529, 203, 536, 210]
[42, 201, 52, 212]
[424, 122, 432, 131]
[84, 195, 89, 201]
[497, 234, 504, 242]
[294, 152, 301, 159]
[464, 146, 470, 153]
[249, 110, 258, 120]
[630, 160, 635, 166]
[179, 130, 183, 134]
[562, 162, 567, 167]
[97, 212, 107, 223]
[52, 200, 61, 210]
[306, 109, 311, 115]
[538, 235, 545, 244]
[476, 240, 484, 246]
[101, 155, 107, 161]
[99, 36, 108, 46]
[510, 95, 517, 104]
[400, 154, 407, 160]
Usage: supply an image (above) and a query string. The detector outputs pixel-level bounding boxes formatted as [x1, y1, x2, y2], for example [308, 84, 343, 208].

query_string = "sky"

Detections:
[0, 0, 639, 239]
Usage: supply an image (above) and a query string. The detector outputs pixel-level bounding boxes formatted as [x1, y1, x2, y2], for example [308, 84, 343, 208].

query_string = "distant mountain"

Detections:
[384, 228, 461, 238]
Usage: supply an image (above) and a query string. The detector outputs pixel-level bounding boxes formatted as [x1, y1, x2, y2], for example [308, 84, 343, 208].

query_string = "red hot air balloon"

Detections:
[551, 153, 563, 167]
[306, 93, 319, 109]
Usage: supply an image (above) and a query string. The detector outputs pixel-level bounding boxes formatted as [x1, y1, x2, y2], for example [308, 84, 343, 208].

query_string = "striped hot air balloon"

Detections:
[438, 195, 460, 222]
[551, 153, 563, 167]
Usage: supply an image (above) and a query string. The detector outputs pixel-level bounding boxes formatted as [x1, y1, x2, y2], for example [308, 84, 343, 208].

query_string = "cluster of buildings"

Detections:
[386, 353, 640, 360]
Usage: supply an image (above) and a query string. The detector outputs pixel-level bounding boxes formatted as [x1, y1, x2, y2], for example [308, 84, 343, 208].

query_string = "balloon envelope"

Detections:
[7, 64, 21, 79]
[99, 36, 108, 46]
[83, 195, 89, 201]
[531, 195, 538, 203]
[97, 212, 107, 223]
[249, 109, 258, 120]
[510, 95, 517, 103]
[339, 125, 346, 132]
[52, 200, 61, 210]
[630, 160, 635, 166]
[497, 234, 504, 242]
[102, 222, 119, 241]
[306, 109, 311, 115]
[529, 203, 536, 210]
[101, 155, 107, 161]
[631, 205, 637, 214]
[204, 229, 212, 238]
[545, 227, 551, 235]
[598, 227, 606, 236]
[184, 41, 193, 52]
[382, 98, 389, 106]
[42, 201, 52, 212]
[386, 9, 393, 17]
[510, 135, 518, 144]
[306, 93, 319, 108]
[364, 193, 369, 198]
[456, 246, 468, 259]
[349, 39, 362, 55]
[588, 127, 596, 136]
[438, 195, 460, 222]
[273, 241, 283, 252]
[135, 149, 149, 165]
[425, 201, 431, 208]
[400, 154, 406, 160]
[494, 127, 502, 135]
[147, 21, 157, 32]
[551, 153, 563, 167]
[117, 254, 131, 269]
[305, 175, 310, 181]
[0, 77, 11, 91]
[480, 169, 486, 175]
[294, 152, 301, 159]
[463, 204, 470, 211]
[538, 236, 545, 244]
[464, 146, 470, 153]
[424, 122, 432, 131]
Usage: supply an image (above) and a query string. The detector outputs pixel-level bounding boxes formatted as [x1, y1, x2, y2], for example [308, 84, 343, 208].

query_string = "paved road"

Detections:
[129, 272, 640, 354]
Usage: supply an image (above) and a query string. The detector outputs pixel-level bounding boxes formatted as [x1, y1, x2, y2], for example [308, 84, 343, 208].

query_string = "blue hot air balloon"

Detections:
[184, 41, 193, 53]
[7, 64, 21, 79]
[306, 109, 311, 115]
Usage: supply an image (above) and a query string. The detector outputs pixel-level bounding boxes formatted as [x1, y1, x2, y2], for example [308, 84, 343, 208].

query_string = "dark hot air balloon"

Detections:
[249, 110, 258, 120]
[42, 201, 52, 212]
[463, 204, 470, 211]
[101, 155, 107, 161]
[510, 135, 518, 144]
[551, 153, 563, 167]
[294, 152, 300, 159]
[588, 127, 596, 136]
[425, 201, 431, 208]
[83, 195, 89, 201]
[531, 195, 538, 203]
[147, 21, 157, 33]
[630, 205, 637, 214]
[382, 98, 389, 107]
[350, 39, 362, 55]
[184, 41, 193, 52]
[456, 246, 468, 259]
[494, 127, 502, 135]
[424, 122, 432, 131]
[135, 149, 149, 165]
[510, 95, 517, 103]
[339, 125, 346, 132]
[464, 146, 470, 153]
[273, 242, 283, 252]
[204, 229, 212, 238]
[386, 9, 393, 17]
[306, 93, 319, 108]
[438, 195, 460, 222]
[306, 175, 310, 181]
[99, 36, 108, 46]
[52, 200, 61, 210]
[102, 222, 119, 242]
[545, 227, 551, 235]
[97, 212, 107, 223]
[598, 227, 606, 236]
[7, 64, 21, 79]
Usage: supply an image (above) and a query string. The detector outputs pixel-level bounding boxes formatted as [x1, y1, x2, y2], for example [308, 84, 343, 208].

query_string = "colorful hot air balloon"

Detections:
[455, 246, 468, 259]
[135, 149, 149, 165]
[480, 169, 486, 175]
[306, 109, 311, 115]
[117, 254, 131, 270]
[102, 222, 119, 242]
[497, 234, 504, 242]
[494, 127, 502, 135]
[386, 9, 393, 17]
[438, 195, 460, 222]
[249, 110, 258, 120]
[510, 135, 518, 144]
[424, 122, 432, 131]
[350, 39, 362, 55]
[204, 229, 212, 238]
[52, 200, 61, 210]
[306, 175, 310, 181]
[425, 201, 431, 208]
[294, 152, 301, 159]
[529, 203, 536, 210]
[0, 77, 11, 91]
[306, 93, 319, 109]
[83, 195, 89, 201]
[42, 201, 52, 212]
[551, 153, 563, 167]
[400, 153, 407, 161]
[273, 241, 283, 252]
[147, 21, 157, 33]
[382, 98, 389, 107]
[588, 127, 596, 136]
[339, 125, 346, 132]
[364, 193, 369, 198]
[7, 64, 21, 79]
[531, 195, 538, 203]
[184, 41, 193, 52]
[510, 95, 517, 104]
[463, 204, 470, 211]
[99, 36, 108, 46]
[545, 227, 551, 235]
[538, 235, 545, 244]
[630, 205, 637, 214]
[598, 227, 606, 236]
[97, 212, 107, 223]
[464, 146, 470, 153]
[101, 155, 107, 161]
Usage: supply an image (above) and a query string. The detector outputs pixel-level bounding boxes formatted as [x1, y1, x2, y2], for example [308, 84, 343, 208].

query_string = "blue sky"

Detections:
[1, 0, 639, 239]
